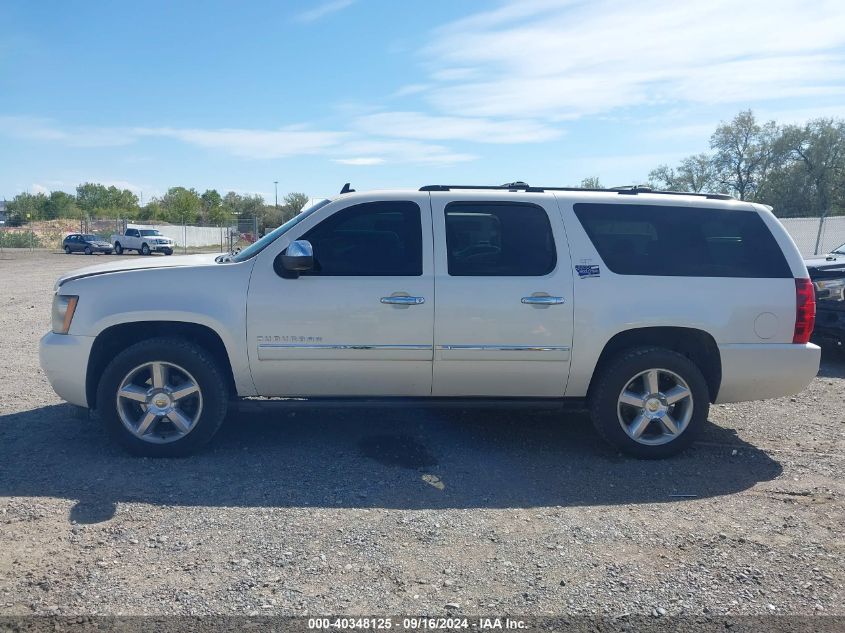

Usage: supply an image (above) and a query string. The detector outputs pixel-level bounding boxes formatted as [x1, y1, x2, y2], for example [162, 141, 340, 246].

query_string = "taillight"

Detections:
[793, 278, 816, 344]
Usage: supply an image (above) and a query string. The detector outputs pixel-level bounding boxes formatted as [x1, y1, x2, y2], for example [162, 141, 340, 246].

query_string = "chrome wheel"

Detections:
[617, 368, 693, 446]
[116, 361, 203, 444]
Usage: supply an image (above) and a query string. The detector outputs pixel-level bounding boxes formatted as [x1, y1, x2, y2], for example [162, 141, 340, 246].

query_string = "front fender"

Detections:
[60, 260, 257, 396]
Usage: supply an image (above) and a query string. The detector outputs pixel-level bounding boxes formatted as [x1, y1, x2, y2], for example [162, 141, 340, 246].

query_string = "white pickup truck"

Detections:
[110, 227, 175, 256]
[41, 183, 820, 458]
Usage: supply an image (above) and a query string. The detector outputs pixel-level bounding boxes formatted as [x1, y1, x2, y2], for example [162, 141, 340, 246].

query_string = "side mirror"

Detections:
[276, 240, 313, 278]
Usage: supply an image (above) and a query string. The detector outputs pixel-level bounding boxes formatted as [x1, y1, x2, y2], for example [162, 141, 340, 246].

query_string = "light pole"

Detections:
[274, 181, 279, 209]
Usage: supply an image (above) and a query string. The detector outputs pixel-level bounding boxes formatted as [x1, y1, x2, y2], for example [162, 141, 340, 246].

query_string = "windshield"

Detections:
[231, 199, 332, 262]
[82, 234, 99, 241]
[832, 242, 845, 255]
[140, 229, 162, 236]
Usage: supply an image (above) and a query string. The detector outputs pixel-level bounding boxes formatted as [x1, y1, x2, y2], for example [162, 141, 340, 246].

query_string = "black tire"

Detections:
[96, 337, 229, 457]
[141, 243, 151, 256]
[64, 245, 71, 254]
[114, 242, 123, 254]
[164, 248, 173, 256]
[588, 347, 709, 459]
[84, 246, 92, 255]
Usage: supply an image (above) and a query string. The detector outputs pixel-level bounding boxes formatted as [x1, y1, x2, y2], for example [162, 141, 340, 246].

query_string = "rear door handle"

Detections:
[380, 296, 425, 305]
[521, 296, 565, 305]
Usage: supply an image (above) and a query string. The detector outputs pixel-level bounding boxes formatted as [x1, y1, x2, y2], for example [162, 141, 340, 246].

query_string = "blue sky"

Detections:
[2, 0, 845, 202]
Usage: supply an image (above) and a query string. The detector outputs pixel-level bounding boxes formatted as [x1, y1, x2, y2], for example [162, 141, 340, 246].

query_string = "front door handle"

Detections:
[521, 295, 565, 305]
[380, 296, 425, 305]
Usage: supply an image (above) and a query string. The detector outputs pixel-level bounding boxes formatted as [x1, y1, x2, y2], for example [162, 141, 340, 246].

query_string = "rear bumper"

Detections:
[715, 343, 821, 404]
[39, 332, 95, 407]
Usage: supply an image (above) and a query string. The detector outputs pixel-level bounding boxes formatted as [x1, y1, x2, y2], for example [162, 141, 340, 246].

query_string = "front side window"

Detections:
[573, 203, 792, 278]
[300, 201, 422, 276]
[445, 202, 556, 276]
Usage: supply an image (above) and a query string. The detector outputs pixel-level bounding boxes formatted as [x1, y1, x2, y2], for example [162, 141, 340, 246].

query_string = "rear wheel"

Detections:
[96, 337, 229, 456]
[114, 242, 123, 254]
[64, 245, 71, 254]
[84, 246, 92, 255]
[141, 243, 151, 256]
[589, 347, 709, 458]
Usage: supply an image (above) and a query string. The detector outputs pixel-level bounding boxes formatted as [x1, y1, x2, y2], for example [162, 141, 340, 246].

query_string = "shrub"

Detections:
[0, 231, 44, 248]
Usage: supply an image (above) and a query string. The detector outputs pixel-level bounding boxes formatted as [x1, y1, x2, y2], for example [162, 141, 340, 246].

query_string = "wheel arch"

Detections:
[86, 321, 237, 409]
[587, 327, 722, 402]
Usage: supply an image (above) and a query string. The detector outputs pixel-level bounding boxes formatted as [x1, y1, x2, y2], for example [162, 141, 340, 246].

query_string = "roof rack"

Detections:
[419, 182, 734, 201]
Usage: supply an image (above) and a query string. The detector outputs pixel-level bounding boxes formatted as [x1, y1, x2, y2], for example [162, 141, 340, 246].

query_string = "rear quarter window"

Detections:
[573, 203, 791, 278]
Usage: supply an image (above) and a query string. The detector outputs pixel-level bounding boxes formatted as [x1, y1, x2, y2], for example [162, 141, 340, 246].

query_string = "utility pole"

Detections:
[274, 181, 279, 209]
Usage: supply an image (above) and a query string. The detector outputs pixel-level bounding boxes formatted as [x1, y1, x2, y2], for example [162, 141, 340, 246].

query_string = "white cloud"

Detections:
[294, 0, 355, 23]
[335, 139, 476, 165]
[355, 111, 563, 143]
[332, 157, 386, 165]
[392, 84, 430, 97]
[421, 0, 845, 120]
[0, 116, 136, 147]
[0, 116, 478, 166]
[134, 126, 349, 159]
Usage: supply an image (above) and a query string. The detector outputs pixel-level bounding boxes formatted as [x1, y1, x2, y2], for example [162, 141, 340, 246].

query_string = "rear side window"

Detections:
[445, 202, 556, 276]
[301, 200, 422, 276]
[573, 203, 791, 278]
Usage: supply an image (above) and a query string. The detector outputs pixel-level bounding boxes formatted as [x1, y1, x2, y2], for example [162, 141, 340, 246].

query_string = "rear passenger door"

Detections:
[430, 192, 575, 397]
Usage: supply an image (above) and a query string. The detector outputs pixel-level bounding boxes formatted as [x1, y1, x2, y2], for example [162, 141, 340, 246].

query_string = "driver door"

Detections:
[246, 194, 435, 397]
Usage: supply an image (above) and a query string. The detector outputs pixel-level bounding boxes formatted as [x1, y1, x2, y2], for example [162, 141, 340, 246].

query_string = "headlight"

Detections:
[52, 295, 79, 334]
[813, 278, 845, 301]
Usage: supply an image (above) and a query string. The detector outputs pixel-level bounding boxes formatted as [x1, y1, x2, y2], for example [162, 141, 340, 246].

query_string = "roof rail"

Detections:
[419, 183, 734, 200]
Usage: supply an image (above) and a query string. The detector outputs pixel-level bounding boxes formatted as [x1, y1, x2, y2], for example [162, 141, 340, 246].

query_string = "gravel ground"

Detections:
[0, 250, 843, 618]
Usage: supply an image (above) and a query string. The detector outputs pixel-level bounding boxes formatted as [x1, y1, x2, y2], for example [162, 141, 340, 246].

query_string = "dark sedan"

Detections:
[63, 234, 113, 255]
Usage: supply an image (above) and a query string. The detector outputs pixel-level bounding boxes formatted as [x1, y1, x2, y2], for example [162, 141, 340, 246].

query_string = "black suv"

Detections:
[806, 241, 845, 354]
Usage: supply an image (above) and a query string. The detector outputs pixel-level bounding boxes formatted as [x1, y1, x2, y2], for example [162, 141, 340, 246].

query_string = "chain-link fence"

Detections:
[0, 216, 261, 255]
[780, 215, 845, 257]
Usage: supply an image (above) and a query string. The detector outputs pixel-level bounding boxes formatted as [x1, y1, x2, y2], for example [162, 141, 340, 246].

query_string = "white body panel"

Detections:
[245, 192, 435, 396]
[429, 191, 574, 397]
[39, 188, 820, 411]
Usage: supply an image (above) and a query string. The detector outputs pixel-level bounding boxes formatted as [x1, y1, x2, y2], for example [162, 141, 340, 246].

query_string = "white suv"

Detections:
[39, 184, 820, 458]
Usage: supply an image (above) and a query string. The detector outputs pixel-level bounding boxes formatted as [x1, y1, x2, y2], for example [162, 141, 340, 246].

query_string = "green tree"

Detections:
[137, 200, 163, 222]
[75, 182, 139, 218]
[6, 192, 48, 225]
[580, 176, 603, 189]
[649, 153, 721, 193]
[161, 187, 202, 224]
[43, 191, 81, 219]
[200, 189, 223, 224]
[269, 192, 311, 225]
[775, 118, 845, 216]
[76, 182, 110, 216]
[710, 110, 778, 200]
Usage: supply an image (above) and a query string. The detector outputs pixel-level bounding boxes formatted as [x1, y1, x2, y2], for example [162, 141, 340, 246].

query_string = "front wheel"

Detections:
[84, 246, 92, 255]
[96, 337, 229, 456]
[141, 243, 151, 256]
[589, 347, 709, 458]
[164, 248, 173, 256]
[114, 242, 123, 255]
